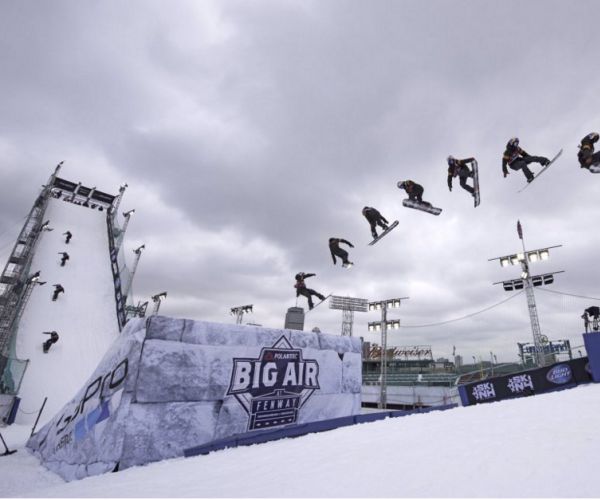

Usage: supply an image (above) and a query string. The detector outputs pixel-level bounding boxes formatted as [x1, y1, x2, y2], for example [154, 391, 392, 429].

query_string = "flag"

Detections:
[517, 220, 523, 240]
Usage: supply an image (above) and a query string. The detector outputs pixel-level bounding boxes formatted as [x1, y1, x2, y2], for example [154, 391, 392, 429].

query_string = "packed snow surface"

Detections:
[1, 382, 599, 497]
[13, 198, 119, 426]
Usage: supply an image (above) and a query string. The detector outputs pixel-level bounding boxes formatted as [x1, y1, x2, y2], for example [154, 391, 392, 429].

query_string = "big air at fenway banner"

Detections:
[27, 316, 362, 481]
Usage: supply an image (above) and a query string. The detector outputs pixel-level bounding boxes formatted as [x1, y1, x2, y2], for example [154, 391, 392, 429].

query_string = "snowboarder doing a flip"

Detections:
[42, 331, 59, 353]
[397, 180, 431, 205]
[447, 156, 476, 197]
[362, 206, 389, 239]
[294, 273, 326, 310]
[502, 137, 550, 183]
[329, 237, 354, 267]
[578, 132, 600, 171]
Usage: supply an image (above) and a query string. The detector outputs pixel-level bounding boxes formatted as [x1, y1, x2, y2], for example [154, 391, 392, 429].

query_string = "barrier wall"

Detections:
[458, 357, 593, 406]
[27, 316, 362, 481]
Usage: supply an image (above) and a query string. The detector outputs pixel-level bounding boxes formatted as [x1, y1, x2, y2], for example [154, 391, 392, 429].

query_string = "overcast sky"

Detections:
[1, 0, 599, 363]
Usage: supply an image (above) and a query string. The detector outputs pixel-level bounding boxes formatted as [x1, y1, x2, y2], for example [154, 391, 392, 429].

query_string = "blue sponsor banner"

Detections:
[583, 333, 600, 382]
[460, 357, 593, 406]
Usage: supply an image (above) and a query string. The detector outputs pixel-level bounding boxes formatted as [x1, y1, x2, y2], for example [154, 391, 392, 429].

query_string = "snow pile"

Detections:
[2, 382, 599, 497]
[26, 315, 362, 481]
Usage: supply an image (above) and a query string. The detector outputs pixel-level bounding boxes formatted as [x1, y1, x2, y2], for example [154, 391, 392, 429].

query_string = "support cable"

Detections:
[399, 291, 524, 328]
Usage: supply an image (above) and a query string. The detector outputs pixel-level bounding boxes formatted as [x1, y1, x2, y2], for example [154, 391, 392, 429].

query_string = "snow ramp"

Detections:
[13, 196, 120, 426]
[27, 315, 362, 481]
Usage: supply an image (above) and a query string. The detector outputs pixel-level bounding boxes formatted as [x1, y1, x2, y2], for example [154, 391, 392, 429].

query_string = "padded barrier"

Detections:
[184, 404, 457, 458]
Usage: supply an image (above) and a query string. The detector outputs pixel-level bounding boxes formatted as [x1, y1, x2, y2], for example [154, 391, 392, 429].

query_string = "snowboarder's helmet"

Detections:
[508, 137, 519, 148]
[447, 155, 455, 164]
[397, 181, 406, 189]
[295, 273, 302, 281]
[362, 206, 369, 215]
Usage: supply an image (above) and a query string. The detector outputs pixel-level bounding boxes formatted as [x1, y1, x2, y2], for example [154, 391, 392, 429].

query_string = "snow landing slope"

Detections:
[14, 197, 119, 426]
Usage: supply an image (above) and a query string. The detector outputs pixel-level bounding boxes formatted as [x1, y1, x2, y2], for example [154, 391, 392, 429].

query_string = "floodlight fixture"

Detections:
[539, 249, 549, 260]
[152, 291, 168, 302]
[134, 244, 145, 255]
[500, 257, 510, 267]
[521, 271, 529, 279]
[230, 304, 254, 324]
[528, 252, 539, 262]
[368, 322, 381, 332]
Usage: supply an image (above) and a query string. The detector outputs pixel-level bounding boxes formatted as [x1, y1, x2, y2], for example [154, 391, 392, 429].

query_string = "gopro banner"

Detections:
[27, 316, 361, 481]
[458, 357, 593, 406]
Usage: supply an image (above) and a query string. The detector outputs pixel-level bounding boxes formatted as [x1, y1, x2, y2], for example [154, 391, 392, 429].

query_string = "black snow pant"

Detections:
[580, 151, 600, 169]
[52, 291, 62, 301]
[368, 218, 389, 239]
[509, 156, 548, 181]
[297, 287, 325, 309]
[409, 184, 425, 203]
[457, 166, 474, 195]
[43, 339, 56, 353]
[332, 248, 349, 265]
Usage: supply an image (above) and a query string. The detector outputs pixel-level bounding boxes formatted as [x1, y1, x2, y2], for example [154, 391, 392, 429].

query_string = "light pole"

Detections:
[116, 209, 135, 250]
[368, 296, 409, 409]
[123, 244, 145, 298]
[151, 292, 167, 315]
[489, 220, 564, 368]
[111, 183, 128, 218]
[329, 296, 368, 336]
[230, 304, 253, 325]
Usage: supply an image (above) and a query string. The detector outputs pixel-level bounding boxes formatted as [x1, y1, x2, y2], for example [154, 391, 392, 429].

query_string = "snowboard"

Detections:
[588, 164, 600, 174]
[518, 149, 563, 193]
[306, 294, 332, 313]
[342, 261, 354, 268]
[472, 159, 481, 207]
[402, 199, 442, 216]
[368, 220, 399, 246]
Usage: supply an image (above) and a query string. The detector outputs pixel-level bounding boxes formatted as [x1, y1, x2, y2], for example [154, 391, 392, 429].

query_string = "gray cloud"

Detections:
[1, 0, 599, 362]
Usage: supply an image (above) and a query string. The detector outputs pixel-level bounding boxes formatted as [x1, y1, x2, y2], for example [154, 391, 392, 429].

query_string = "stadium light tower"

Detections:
[230, 304, 253, 325]
[489, 220, 564, 367]
[151, 292, 167, 315]
[329, 296, 368, 336]
[123, 244, 145, 298]
[367, 296, 409, 409]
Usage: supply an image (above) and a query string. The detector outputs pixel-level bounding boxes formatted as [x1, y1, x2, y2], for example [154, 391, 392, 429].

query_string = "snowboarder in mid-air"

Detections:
[58, 252, 69, 267]
[578, 132, 600, 171]
[63, 231, 72, 244]
[502, 137, 550, 183]
[42, 331, 59, 353]
[294, 272, 326, 310]
[398, 180, 443, 215]
[51, 284, 64, 301]
[447, 156, 477, 197]
[329, 238, 354, 267]
[398, 180, 431, 205]
[362, 206, 389, 239]
[582, 306, 600, 332]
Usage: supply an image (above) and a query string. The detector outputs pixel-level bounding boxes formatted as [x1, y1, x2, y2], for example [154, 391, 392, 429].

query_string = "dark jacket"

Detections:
[502, 147, 529, 175]
[362, 207, 387, 224]
[294, 273, 315, 295]
[329, 238, 353, 264]
[447, 158, 475, 189]
[578, 133, 599, 167]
